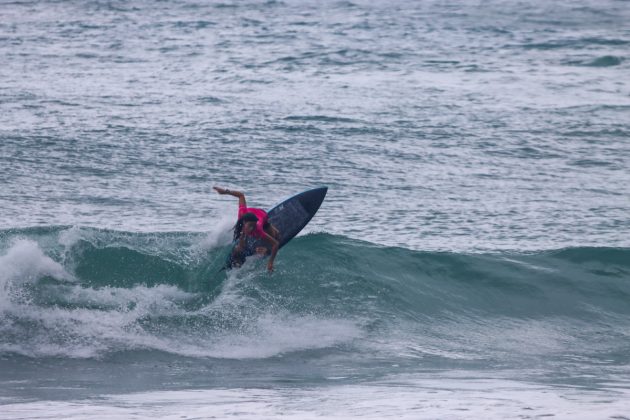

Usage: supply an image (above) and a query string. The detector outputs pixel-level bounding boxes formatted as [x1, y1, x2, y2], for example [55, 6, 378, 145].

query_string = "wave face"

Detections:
[1, 226, 629, 371]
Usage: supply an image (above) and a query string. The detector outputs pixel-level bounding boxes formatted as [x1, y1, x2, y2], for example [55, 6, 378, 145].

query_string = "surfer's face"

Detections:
[243, 221, 256, 234]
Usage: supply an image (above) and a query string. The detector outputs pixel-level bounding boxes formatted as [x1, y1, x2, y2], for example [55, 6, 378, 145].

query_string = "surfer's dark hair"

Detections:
[233, 212, 258, 241]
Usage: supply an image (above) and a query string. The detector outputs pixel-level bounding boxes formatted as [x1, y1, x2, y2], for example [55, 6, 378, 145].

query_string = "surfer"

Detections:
[213, 186, 280, 272]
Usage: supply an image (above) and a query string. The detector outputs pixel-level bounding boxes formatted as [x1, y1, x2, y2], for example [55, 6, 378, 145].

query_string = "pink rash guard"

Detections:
[238, 204, 268, 239]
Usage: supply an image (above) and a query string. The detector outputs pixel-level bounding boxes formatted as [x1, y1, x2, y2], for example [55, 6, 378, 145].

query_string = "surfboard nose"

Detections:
[298, 186, 328, 215]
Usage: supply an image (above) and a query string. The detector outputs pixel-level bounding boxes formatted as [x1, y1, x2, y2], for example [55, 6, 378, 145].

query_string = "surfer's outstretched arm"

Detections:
[213, 186, 246, 207]
[263, 233, 279, 273]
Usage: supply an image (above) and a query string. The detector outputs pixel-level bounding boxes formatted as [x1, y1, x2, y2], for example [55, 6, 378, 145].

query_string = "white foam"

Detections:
[208, 258, 263, 308]
[57, 226, 84, 249]
[186, 265, 364, 359]
[0, 239, 73, 310]
[206, 313, 362, 359]
[184, 211, 235, 266]
[2, 281, 202, 358]
[55, 283, 194, 311]
[3, 375, 630, 419]
[197, 211, 235, 250]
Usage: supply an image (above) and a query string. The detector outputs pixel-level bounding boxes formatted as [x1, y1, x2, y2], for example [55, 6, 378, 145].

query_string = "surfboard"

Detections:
[226, 186, 328, 269]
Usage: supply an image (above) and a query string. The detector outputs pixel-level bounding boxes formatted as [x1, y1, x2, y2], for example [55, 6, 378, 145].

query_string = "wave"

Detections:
[1, 226, 629, 361]
[517, 37, 629, 50]
[563, 55, 624, 67]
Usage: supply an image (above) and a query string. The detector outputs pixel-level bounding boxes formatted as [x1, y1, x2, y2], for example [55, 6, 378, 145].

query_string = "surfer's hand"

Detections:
[267, 261, 274, 273]
[213, 186, 226, 194]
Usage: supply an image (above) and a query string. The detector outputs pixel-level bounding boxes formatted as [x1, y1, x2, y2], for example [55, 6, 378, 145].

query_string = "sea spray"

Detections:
[0, 238, 73, 310]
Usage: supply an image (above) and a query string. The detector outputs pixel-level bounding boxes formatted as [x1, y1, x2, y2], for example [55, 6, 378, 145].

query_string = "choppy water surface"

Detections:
[1, 0, 630, 418]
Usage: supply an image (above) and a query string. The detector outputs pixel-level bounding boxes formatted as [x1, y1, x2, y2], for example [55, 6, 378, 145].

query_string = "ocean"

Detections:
[1, 0, 630, 418]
